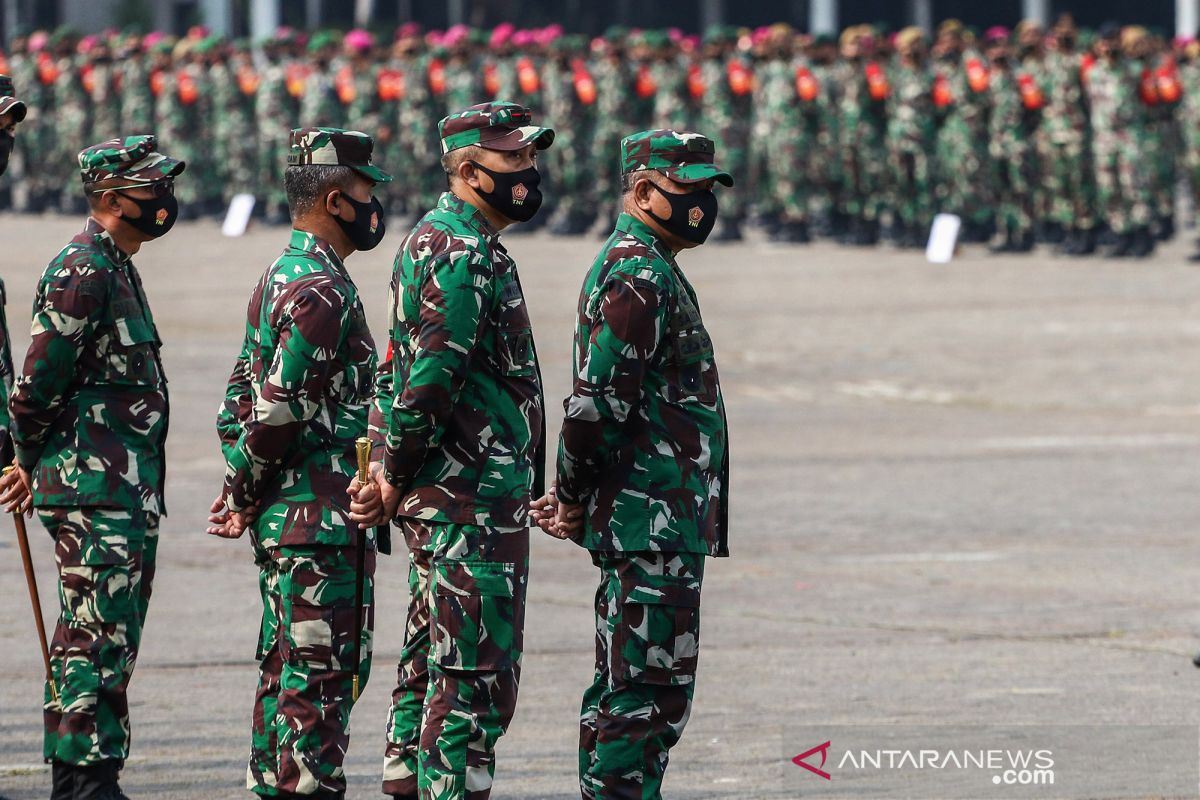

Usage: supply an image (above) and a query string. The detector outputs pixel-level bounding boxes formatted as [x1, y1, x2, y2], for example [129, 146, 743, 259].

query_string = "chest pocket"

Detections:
[665, 289, 716, 404]
[339, 303, 377, 402]
[495, 278, 535, 377]
[103, 312, 162, 388]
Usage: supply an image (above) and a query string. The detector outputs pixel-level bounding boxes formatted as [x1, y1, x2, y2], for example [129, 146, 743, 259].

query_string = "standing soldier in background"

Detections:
[932, 20, 994, 243]
[1138, 28, 1182, 241]
[836, 25, 889, 246]
[986, 27, 1040, 253]
[442, 27, 484, 114]
[1040, 15, 1097, 256]
[339, 29, 383, 136]
[256, 30, 297, 225]
[887, 27, 937, 249]
[52, 30, 89, 215]
[1179, 38, 1200, 260]
[211, 39, 260, 207]
[803, 33, 845, 239]
[647, 30, 688, 130]
[590, 27, 637, 226]
[156, 38, 204, 219]
[358, 101, 553, 800]
[1087, 23, 1155, 258]
[118, 34, 156, 135]
[302, 31, 341, 128]
[391, 24, 442, 224]
[84, 35, 120, 143]
[9, 133, 184, 800]
[532, 129, 731, 800]
[209, 127, 389, 800]
[7, 31, 47, 213]
[758, 24, 809, 243]
[543, 33, 598, 235]
[697, 25, 753, 241]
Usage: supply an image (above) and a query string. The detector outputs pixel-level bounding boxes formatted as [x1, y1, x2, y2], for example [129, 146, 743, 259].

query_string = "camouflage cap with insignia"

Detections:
[78, 134, 186, 185]
[0, 74, 27, 123]
[620, 130, 734, 186]
[288, 127, 393, 183]
[438, 101, 555, 155]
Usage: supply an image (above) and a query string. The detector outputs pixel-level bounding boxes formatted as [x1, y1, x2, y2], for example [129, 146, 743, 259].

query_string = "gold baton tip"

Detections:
[355, 437, 371, 482]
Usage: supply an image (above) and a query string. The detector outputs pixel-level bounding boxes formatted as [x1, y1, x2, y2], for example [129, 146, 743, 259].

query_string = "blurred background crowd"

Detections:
[1, 13, 1198, 258]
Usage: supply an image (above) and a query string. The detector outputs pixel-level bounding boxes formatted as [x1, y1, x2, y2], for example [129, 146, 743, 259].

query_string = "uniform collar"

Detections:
[438, 191, 501, 242]
[288, 228, 347, 273]
[83, 216, 133, 265]
[613, 212, 678, 266]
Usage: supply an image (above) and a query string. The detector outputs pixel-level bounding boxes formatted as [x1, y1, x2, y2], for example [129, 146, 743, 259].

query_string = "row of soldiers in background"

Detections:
[0, 15, 1198, 258]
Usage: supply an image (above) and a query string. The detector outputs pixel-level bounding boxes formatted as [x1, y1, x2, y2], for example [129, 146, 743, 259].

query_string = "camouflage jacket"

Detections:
[1086, 57, 1146, 137]
[217, 230, 378, 549]
[0, 278, 13, 464]
[556, 213, 729, 557]
[9, 218, 168, 513]
[369, 191, 545, 528]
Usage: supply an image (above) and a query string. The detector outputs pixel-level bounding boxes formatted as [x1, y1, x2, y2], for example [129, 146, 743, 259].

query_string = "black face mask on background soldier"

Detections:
[0, 131, 13, 176]
[334, 192, 387, 251]
[647, 182, 719, 245]
[470, 161, 544, 222]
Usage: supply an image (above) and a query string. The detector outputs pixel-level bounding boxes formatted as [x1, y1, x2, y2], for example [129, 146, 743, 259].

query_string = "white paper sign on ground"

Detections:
[221, 193, 256, 237]
[926, 213, 961, 264]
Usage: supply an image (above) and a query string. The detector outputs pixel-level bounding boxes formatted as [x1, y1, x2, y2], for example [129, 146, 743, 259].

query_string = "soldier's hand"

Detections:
[378, 470, 403, 521]
[551, 499, 585, 541]
[206, 493, 245, 539]
[0, 464, 33, 516]
[348, 476, 384, 528]
[530, 484, 561, 536]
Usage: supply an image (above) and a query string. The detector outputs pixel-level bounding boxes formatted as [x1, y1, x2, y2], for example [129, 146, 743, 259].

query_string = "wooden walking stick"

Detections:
[4, 466, 57, 703]
[352, 437, 371, 701]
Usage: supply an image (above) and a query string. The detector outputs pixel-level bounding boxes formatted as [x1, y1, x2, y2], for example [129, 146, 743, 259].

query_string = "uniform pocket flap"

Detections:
[435, 561, 516, 598]
[115, 315, 156, 346]
[626, 575, 701, 607]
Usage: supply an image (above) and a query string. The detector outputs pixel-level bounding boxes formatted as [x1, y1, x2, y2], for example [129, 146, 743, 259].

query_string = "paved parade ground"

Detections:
[2, 216, 1200, 798]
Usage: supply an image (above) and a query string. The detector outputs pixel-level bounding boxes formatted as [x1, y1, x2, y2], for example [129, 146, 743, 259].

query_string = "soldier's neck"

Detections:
[92, 216, 143, 257]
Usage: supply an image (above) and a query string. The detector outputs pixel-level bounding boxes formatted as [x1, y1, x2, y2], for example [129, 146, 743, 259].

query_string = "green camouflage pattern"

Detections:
[438, 100, 554, 154]
[382, 519, 528, 800]
[555, 213, 729, 557]
[620, 129, 733, 186]
[10, 218, 169, 514]
[1086, 55, 1153, 234]
[0, 278, 13, 463]
[579, 551, 704, 799]
[988, 62, 1040, 238]
[287, 126, 392, 184]
[76, 133, 184, 185]
[370, 191, 546, 528]
[40, 507, 159, 766]
[247, 543, 374, 797]
[0, 72, 27, 119]
[216, 229, 380, 549]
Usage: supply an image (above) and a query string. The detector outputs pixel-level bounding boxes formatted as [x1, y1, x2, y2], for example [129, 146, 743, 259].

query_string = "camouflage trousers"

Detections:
[382, 520, 528, 800]
[1147, 122, 1178, 219]
[936, 128, 992, 225]
[258, 130, 291, 214]
[580, 551, 705, 800]
[840, 133, 888, 221]
[247, 542, 375, 797]
[1094, 136, 1153, 235]
[888, 143, 934, 231]
[39, 506, 158, 766]
[992, 147, 1037, 237]
[1040, 139, 1095, 229]
[763, 131, 811, 223]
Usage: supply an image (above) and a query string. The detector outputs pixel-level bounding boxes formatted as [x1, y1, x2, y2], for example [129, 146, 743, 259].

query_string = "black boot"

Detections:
[1059, 227, 1080, 255]
[861, 217, 880, 245]
[74, 760, 128, 800]
[1013, 229, 1035, 252]
[50, 760, 74, 800]
[1042, 221, 1065, 244]
[1156, 214, 1175, 241]
[1130, 226, 1155, 258]
[1106, 232, 1133, 257]
[989, 227, 1016, 254]
[1073, 226, 1097, 256]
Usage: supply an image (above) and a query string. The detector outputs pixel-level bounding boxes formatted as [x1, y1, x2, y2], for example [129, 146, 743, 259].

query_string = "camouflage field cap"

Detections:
[438, 101, 555, 155]
[0, 75, 27, 123]
[287, 127, 393, 183]
[78, 134, 185, 184]
[620, 130, 734, 186]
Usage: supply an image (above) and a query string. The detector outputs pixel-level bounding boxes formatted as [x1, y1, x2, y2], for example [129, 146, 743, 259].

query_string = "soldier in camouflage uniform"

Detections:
[358, 101, 553, 800]
[887, 27, 938, 248]
[209, 128, 390, 800]
[590, 28, 637, 227]
[985, 28, 1040, 252]
[1087, 24, 1156, 257]
[0, 78, 25, 471]
[256, 33, 297, 225]
[8, 134, 184, 800]
[117, 35, 155, 135]
[696, 26, 753, 240]
[302, 32, 342, 128]
[835, 25, 889, 245]
[211, 40, 260, 202]
[1179, 40, 1200, 260]
[758, 26, 810, 242]
[51, 31, 90, 214]
[84, 36, 121, 144]
[1040, 16, 1098, 255]
[804, 33, 845, 239]
[532, 129, 730, 800]
[542, 34, 596, 235]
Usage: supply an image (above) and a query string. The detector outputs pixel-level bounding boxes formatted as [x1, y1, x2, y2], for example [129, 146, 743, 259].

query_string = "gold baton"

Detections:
[356, 437, 371, 483]
[351, 437, 371, 701]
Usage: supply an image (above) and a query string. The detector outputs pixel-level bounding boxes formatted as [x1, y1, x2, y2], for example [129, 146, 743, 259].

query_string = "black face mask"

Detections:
[646, 182, 719, 245]
[0, 132, 13, 177]
[469, 162, 543, 222]
[118, 191, 178, 238]
[334, 193, 387, 251]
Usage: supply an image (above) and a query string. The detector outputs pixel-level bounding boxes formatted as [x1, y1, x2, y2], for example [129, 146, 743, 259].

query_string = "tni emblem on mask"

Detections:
[512, 183, 528, 205]
[370, 211, 379, 233]
[155, 208, 168, 226]
[688, 206, 704, 227]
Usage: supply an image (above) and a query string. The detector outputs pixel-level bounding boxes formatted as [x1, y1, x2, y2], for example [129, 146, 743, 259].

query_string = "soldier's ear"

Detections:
[458, 159, 480, 190]
[324, 189, 343, 218]
[632, 177, 655, 212]
[100, 189, 124, 217]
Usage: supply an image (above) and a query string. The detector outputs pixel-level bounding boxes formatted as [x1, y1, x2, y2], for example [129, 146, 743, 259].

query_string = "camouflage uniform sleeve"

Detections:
[215, 339, 253, 461]
[9, 265, 106, 472]
[223, 284, 346, 512]
[0, 283, 13, 465]
[555, 273, 667, 505]
[382, 250, 486, 489]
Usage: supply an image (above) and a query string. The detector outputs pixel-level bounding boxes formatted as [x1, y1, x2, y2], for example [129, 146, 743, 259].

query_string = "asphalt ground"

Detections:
[1, 215, 1200, 799]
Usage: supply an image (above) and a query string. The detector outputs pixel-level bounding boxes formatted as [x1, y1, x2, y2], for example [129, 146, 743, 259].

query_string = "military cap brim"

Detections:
[352, 163, 393, 183]
[125, 152, 187, 183]
[660, 162, 734, 187]
[0, 96, 27, 123]
[477, 124, 555, 152]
